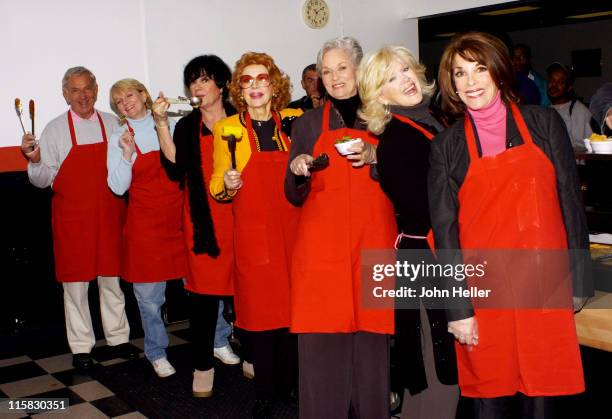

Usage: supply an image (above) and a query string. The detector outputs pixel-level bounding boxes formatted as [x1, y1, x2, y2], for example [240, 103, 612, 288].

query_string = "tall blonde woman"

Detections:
[107, 78, 186, 378]
[210, 52, 302, 418]
[358, 45, 458, 419]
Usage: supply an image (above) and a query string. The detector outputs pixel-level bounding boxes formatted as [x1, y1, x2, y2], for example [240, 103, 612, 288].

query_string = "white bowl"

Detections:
[584, 138, 612, 154]
[334, 138, 362, 155]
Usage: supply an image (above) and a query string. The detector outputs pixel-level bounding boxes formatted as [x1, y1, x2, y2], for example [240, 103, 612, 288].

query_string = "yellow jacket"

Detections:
[210, 108, 303, 201]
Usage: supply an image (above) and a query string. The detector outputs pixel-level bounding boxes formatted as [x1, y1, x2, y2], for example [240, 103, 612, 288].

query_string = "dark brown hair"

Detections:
[229, 52, 291, 113]
[438, 31, 518, 116]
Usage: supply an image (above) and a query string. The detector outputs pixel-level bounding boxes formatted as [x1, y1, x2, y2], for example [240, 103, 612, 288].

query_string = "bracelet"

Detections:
[155, 123, 169, 129]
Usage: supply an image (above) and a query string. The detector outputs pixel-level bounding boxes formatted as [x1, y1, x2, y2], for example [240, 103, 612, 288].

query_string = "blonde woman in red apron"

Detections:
[358, 45, 459, 419]
[429, 31, 592, 418]
[108, 79, 186, 378]
[210, 52, 302, 418]
[287, 37, 396, 419]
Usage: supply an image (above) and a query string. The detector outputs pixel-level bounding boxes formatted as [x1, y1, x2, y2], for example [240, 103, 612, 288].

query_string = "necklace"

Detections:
[241, 111, 287, 152]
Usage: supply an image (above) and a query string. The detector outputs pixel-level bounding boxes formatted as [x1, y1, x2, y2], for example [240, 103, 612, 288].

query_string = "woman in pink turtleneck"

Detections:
[428, 32, 591, 419]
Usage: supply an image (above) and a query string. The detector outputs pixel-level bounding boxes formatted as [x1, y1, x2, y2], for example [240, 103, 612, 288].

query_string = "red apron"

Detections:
[183, 123, 234, 295]
[231, 111, 299, 331]
[290, 101, 396, 334]
[121, 121, 186, 283]
[52, 111, 125, 282]
[455, 103, 584, 397]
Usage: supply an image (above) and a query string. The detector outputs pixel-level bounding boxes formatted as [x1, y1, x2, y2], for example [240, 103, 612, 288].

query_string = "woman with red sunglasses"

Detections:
[210, 52, 302, 418]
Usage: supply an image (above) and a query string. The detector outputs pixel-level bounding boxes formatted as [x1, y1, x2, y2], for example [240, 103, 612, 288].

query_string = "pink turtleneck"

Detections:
[467, 91, 507, 157]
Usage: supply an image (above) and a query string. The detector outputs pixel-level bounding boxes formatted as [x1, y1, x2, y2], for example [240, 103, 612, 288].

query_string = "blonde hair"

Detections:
[358, 46, 435, 135]
[109, 78, 153, 124]
[228, 52, 291, 113]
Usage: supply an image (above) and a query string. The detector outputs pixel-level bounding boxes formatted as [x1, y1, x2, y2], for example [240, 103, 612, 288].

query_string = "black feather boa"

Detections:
[173, 108, 222, 257]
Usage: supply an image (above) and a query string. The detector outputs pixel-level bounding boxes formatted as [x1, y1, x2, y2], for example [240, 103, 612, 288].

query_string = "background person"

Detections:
[286, 36, 395, 419]
[210, 51, 302, 418]
[547, 62, 593, 151]
[107, 78, 185, 378]
[154, 55, 240, 396]
[288, 63, 323, 110]
[430, 31, 591, 418]
[512, 43, 549, 106]
[588, 82, 612, 137]
[20, 66, 136, 371]
[358, 45, 459, 419]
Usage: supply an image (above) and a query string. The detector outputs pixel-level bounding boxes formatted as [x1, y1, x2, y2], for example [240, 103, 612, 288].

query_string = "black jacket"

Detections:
[428, 104, 592, 321]
[378, 114, 458, 393]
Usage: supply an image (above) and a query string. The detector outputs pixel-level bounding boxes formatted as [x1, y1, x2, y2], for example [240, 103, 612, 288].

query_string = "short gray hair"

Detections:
[316, 37, 363, 73]
[62, 66, 96, 91]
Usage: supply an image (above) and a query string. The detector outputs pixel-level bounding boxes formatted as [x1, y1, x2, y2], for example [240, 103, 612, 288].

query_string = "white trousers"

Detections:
[63, 276, 130, 354]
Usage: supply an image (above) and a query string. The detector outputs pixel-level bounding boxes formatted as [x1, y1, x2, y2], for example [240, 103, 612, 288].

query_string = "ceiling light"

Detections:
[566, 11, 612, 19]
[479, 6, 541, 16]
[434, 32, 456, 38]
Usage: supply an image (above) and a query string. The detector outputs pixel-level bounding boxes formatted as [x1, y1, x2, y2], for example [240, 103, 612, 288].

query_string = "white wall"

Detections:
[0, 0, 421, 148]
[1, 0, 148, 148]
[3, 0, 519, 149]
[142, 0, 419, 104]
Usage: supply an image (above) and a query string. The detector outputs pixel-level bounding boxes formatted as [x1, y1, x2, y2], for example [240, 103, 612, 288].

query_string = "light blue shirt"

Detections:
[107, 111, 175, 195]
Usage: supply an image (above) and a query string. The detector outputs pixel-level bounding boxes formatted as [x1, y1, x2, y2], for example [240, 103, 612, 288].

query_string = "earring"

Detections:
[272, 92, 278, 98]
[384, 103, 390, 117]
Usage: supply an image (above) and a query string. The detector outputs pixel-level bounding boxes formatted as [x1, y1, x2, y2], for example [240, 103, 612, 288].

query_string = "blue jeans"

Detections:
[133, 282, 168, 362]
[214, 300, 231, 348]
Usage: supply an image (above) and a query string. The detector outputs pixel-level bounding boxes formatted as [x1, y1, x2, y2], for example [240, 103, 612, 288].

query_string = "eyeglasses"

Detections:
[239, 73, 271, 89]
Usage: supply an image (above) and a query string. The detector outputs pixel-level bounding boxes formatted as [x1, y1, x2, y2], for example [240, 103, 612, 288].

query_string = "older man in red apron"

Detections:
[21, 66, 136, 370]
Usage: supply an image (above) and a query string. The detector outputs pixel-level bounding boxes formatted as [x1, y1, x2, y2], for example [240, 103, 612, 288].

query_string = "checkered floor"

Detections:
[0, 323, 189, 419]
[0, 321, 406, 419]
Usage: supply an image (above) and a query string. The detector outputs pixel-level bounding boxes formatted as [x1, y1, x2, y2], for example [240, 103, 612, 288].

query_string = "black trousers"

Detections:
[299, 332, 390, 419]
[473, 393, 558, 419]
[246, 328, 297, 400]
[188, 293, 221, 371]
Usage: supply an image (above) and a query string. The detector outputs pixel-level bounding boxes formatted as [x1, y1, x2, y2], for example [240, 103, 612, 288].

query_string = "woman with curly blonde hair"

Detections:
[107, 78, 186, 379]
[358, 45, 458, 418]
[210, 51, 302, 418]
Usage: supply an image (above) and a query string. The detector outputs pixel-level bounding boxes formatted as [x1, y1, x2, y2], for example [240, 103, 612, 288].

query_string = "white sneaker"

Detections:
[213, 345, 240, 365]
[151, 357, 176, 378]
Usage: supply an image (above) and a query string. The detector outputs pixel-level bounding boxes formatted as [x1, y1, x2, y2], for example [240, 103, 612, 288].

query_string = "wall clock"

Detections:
[302, 0, 330, 29]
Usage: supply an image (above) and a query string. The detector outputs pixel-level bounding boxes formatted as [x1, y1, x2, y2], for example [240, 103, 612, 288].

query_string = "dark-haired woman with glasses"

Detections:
[210, 52, 302, 418]
[153, 55, 238, 398]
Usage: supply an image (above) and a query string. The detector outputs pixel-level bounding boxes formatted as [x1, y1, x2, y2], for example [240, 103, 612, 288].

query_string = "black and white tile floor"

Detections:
[0, 323, 188, 418]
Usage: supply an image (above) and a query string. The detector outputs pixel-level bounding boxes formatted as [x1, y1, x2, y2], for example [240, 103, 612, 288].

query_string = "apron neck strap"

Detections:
[321, 100, 332, 134]
[392, 114, 435, 140]
[125, 121, 142, 155]
[67, 110, 108, 147]
[509, 102, 534, 146]
[243, 110, 288, 152]
[463, 102, 532, 160]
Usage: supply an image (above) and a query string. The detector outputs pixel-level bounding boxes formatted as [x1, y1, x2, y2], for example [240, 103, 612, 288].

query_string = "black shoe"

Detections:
[72, 353, 93, 371]
[111, 343, 139, 360]
[252, 398, 274, 419]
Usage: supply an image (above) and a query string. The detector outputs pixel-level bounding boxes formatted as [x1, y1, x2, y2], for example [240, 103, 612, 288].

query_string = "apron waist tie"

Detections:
[394, 232, 427, 249]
